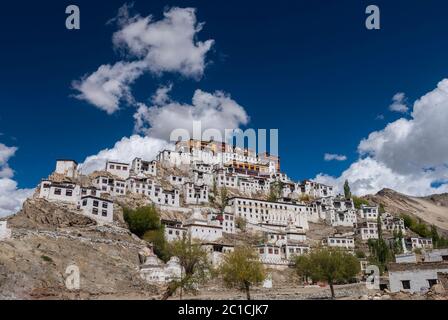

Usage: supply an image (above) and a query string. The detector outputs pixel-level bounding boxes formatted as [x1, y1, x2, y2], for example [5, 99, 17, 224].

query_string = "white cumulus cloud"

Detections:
[79, 135, 171, 174]
[72, 61, 146, 114]
[389, 92, 409, 113]
[324, 153, 347, 162]
[0, 143, 34, 217]
[72, 5, 214, 113]
[113, 6, 214, 78]
[315, 79, 448, 196]
[133, 86, 249, 141]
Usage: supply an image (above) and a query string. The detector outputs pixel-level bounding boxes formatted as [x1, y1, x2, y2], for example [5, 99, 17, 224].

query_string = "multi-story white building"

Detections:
[305, 203, 322, 223]
[359, 205, 379, 221]
[207, 210, 236, 235]
[55, 160, 78, 179]
[423, 249, 448, 262]
[332, 198, 355, 211]
[193, 162, 213, 174]
[126, 176, 155, 196]
[326, 209, 357, 227]
[39, 180, 81, 204]
[282, 243, 310, 261]
[192, 170, 214, 187]
[406, 237, 434, 251]
[381, 213, 406, 234]
[169, 175, 187, 186]
[201, 243, 235, 267]
[299, 180, 334, 198]
[92, 175, 126, 196]
[157, 149, 212, 167]
[389, 262, 448, 293]
[228, 197, 309, 231]
[266, 224, 307, 246]
[215, 171, 238, 188]
[126, 177, 180, 207]
[323, 235, 355, 250]
[256, 244, 284, 265]
[106, 161, 130, 180]
[222, 211, 236, 234]
[131, 158, 157, 176]
[357, 221, 379, 240]
[184, 182, 209, 205]
[256, 242, 308, 265]
[162, 220, 187, 242]
[238, 177, 260, 195]
[159, 140, 280, 174]
[80, 195, 114, 223]
[157, 189, 180, 207]
[184, 209, 223, 242]
[271, 173, 291, 184]
[81, 186, 101, 198]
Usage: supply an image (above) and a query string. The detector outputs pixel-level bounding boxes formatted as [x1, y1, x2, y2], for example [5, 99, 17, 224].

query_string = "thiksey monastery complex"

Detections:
[8, 139, 444, 293]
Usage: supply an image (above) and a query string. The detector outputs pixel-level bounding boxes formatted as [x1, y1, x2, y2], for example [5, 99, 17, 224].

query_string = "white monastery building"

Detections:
[184, 209, 223, 242]
[80, 195, 114, 223]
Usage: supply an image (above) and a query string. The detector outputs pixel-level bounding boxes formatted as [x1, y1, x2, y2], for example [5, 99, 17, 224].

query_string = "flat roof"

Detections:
[81, 195, 113, 203]
[388, 262, 448, 272]
[56, 159, 78, 165]
[184, 223, 222, 229]
[106, 160, 129, 166]
[228, 196, 305, 207]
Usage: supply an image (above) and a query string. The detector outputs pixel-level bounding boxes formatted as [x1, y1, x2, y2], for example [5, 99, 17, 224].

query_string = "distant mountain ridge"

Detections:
[363, 188, 448, 234]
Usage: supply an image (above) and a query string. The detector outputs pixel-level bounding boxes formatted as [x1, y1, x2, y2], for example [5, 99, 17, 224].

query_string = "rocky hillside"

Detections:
[0, 199, 159, 300]
[364, 189, 448, 233]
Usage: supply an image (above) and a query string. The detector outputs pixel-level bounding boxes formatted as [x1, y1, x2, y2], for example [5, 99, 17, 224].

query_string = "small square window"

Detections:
[401, 280, 411, 290]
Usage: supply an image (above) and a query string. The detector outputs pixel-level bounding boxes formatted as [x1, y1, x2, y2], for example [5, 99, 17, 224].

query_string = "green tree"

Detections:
[144, 227, 170, 262]
[124, 206, 170, 262]
[268, 181, 284, 202]
[367, 217, 393, 270]
[355, 250, 366, 259]
[294, 248, 360, 299]
[392, 230, 404, 255]
[235, 216, 247, 231]
[402, 214, 414, 229]
[352, 196, 370, 209]
[162, 235, 211, 300]
[210, 183, 230, 215]
[367, 238, 392, 273]
[294, 255, 313, 283]
[402, 214, 434, 238]
[343, 180, 351, 199]
[413, 221, 430, 238]
[123, 205, 161, 238]
[219, 246, 266, 300]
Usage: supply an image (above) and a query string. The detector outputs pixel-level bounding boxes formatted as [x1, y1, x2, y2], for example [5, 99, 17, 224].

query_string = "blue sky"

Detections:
[1, 0, 448, 213]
